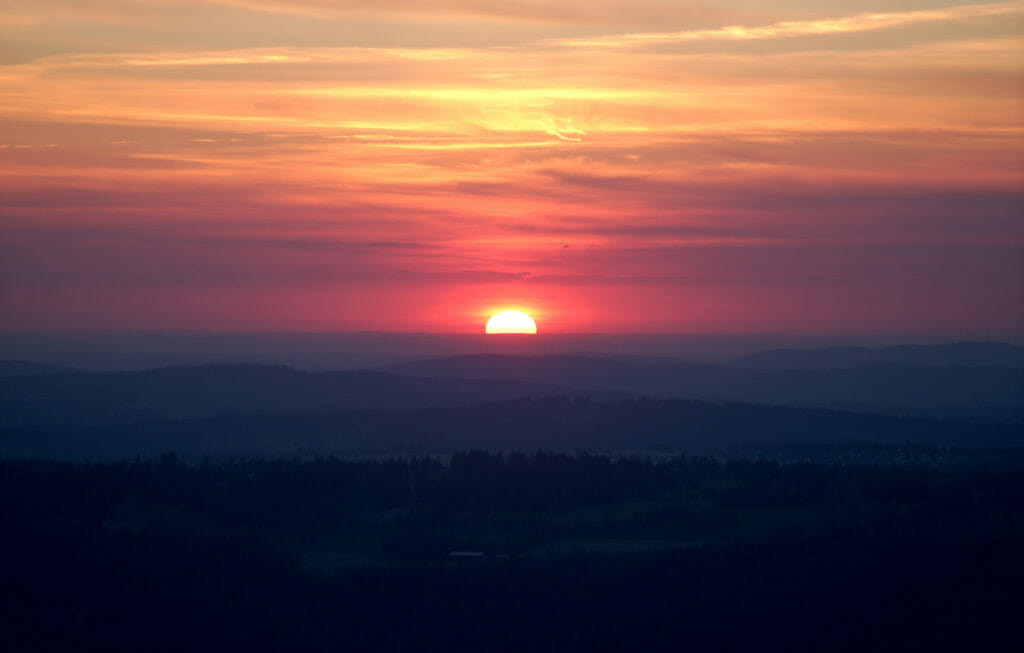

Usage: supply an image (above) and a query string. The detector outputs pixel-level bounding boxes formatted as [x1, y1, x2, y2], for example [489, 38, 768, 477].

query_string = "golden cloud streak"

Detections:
[552, 1, 1024, 47]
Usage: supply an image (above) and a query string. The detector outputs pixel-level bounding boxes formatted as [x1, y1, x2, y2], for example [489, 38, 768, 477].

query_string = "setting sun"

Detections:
[485, 310, 537, 334]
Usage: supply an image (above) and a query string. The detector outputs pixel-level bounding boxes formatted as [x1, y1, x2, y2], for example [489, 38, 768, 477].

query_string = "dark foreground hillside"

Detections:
[3, 453, 1022, 651]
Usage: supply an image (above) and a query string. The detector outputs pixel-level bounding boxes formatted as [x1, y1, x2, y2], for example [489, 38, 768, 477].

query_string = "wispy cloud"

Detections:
[2, 0, 1021, 333]
[2, 0, 727, 27]
[551, 1, 1024, 47]
[212, 0, 725, 25]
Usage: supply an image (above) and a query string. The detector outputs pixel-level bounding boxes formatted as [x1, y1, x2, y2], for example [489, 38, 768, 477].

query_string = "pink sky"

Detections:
[1, 1, 1022, 335]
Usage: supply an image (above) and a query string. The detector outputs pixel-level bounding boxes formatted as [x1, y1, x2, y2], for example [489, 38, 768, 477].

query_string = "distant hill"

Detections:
[2, 397, 1020, 461]
[0, 364, 626, 430]
[3, 357, 1022, 461]
[389, 354, 1024, 417]
[732, 342, 1024, 370]
[0, 360, 79, 377]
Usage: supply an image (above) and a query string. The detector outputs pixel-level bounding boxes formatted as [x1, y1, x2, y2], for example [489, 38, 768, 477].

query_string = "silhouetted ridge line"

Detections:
[2, 396, 1020, 462]
[0, 363, 628, 431]
[0, 360, 80, 376]
[388, 353, 1024, 416]
[732, 341, 1024, 370]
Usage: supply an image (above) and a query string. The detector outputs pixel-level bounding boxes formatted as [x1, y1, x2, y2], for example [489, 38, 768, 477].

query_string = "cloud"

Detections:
[551, 1, 1024, 47]
[2, 0, 728, 27]
[212, 0, 726, 25]
[1, 1, 1021, 333]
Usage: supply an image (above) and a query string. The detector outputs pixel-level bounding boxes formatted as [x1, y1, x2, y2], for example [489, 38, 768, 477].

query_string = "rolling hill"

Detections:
[0, 363, 626, 430]
[389, 354, 1024, 417]
[731, 341, 1024, 370]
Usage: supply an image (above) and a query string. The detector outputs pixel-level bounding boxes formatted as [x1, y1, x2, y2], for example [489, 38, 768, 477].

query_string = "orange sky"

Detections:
[1, 1, 1022, 334]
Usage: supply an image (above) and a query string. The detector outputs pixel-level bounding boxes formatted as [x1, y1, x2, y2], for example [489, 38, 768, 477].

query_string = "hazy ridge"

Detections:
[732, 341, 1024, 370]
[390, 354, 1024, 417]
[2, 341, 1022, 461]
[0, 363, 626, 430]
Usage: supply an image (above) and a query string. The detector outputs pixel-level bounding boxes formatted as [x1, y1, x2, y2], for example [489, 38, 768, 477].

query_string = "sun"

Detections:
[485, 310, 537, 334]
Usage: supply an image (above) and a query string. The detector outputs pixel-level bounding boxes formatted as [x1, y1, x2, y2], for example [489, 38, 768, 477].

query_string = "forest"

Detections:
[3, 451, 1022, 650]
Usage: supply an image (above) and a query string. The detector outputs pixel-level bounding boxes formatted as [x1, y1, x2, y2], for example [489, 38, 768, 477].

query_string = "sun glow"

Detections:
[485, 310, 538, 334]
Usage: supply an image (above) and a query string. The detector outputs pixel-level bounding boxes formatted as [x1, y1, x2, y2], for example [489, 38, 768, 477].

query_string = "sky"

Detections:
[1, 1, 1022, 335]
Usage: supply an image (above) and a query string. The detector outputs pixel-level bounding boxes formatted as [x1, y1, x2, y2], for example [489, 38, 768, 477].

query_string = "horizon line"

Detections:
[2, 328, 1018, 338]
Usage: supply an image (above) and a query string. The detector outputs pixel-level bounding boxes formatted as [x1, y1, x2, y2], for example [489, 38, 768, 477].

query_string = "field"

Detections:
[3, 451, 1022, 650]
